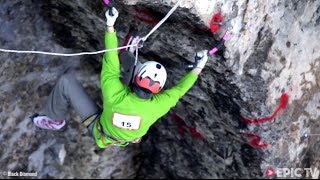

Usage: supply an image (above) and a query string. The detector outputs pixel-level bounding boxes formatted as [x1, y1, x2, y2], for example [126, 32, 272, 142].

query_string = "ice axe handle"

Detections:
[103, 0, 110, 5]
[183, 55, 201, 70]
[182, 63, 195, 69]
[209, 39, 225, 55]
[208, 31, 231, 55]
[108, 6, 114, 16]
[209, 47, 218, 55]
[103, 0, 114, 16]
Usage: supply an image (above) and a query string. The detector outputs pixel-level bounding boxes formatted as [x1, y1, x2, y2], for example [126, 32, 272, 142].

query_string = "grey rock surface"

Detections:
[0, 0, 319, 179]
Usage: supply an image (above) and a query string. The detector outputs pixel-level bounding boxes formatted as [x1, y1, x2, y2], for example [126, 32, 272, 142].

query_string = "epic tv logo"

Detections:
[265, 167, 320, 178]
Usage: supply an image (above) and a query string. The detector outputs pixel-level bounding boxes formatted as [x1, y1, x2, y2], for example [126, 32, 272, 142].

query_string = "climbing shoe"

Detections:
[30, 113, 66, 130]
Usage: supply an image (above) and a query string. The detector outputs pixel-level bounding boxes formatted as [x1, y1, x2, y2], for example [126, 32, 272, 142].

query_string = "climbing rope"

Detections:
[141, 0, 183, 42]
[134, 44, 139, 65]
[0, 45, 136, 57]
[0, 0, 183, 57]
[304, 133, 320, 137]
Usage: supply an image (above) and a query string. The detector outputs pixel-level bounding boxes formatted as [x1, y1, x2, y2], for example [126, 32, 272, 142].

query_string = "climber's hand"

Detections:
[105, 7, 119, 27]
[195, 50, 209, 69]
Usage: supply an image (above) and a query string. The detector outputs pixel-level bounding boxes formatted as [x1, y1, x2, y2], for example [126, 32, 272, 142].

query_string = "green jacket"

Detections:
[93, 31, 199, 148]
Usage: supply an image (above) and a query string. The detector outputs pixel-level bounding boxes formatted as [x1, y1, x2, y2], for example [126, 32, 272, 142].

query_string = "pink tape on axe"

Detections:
[209, 47, 218, 55]
[103, 0, 110, 5]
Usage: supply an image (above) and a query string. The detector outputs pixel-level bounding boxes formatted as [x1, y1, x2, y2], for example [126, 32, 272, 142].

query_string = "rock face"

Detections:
[0, 0, 319, 179]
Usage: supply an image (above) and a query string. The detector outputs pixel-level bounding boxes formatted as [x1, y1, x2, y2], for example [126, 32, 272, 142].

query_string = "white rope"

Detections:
[135, 46, 139, 66]
[0, 0, 183, 57]
[304, 133, 320, 137]
[0, 44, 136, 57]
[141, 0, 183, 42]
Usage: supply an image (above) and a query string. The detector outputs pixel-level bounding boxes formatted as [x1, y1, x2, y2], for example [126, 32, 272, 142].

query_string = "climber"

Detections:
[31, 7, 210, 148]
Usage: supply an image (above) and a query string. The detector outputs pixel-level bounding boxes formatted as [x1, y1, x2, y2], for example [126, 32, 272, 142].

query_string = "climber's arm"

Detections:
[153, 72, 198, 110]
[101, 8, 127, 103]
[192, 67, 202, 75]
[106, 26, 115, 32]
[153, 50, 208, 111]
[192, 31, 230, 75]
[191, 50, 209, 75]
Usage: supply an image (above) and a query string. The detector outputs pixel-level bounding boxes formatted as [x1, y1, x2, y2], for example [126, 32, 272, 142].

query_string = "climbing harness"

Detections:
[95, 118, 130, 147]
[0, 0, 183, 57]
[82, 113, 101, 128]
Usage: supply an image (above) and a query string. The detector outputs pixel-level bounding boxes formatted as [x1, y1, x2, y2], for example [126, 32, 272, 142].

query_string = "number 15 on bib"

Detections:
[112, 112, 142, 130]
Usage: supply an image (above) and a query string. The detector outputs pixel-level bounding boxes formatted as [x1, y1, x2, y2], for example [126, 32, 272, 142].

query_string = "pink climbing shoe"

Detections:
[31, 114, 66, 130]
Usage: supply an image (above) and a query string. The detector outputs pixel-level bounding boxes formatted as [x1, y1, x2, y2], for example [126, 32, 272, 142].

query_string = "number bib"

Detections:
[112, 112, 142, 130]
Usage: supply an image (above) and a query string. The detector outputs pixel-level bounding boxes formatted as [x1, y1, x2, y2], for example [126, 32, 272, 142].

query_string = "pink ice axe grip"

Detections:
[223, 31, 231, 41]
[208, 31, 231, 55]
[102, 0, 114, 16]
[183, 30, 231, 68]
[103, 0, 110, 5]
[209, 48, 218, 55]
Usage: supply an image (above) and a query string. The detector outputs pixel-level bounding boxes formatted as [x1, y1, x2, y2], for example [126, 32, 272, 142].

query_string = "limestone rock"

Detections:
[0, 0, 319, 179]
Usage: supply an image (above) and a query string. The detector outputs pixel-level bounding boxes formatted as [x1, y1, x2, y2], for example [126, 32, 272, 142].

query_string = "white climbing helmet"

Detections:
[134, 61, 167, 98]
